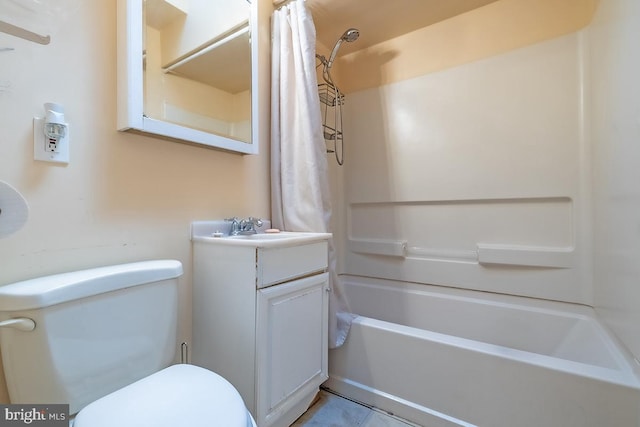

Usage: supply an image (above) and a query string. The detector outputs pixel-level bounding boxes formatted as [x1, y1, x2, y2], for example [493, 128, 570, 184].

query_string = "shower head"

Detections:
[341, 28, 360, 43]
[327, 28, 360, 68]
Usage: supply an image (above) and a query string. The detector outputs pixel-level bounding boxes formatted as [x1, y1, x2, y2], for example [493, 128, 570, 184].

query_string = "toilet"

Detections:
[0, 260, 256, 427]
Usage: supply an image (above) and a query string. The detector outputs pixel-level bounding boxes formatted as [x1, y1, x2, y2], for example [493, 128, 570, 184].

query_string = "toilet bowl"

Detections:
[74, 364, 256, 427]
[0, 260, 255, 427]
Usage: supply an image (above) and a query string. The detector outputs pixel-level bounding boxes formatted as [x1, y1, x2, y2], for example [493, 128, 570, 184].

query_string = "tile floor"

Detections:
[291, 389, 421, 427]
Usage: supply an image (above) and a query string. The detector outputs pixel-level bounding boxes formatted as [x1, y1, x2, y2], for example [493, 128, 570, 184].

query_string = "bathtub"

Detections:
[325, 276, 640, 427]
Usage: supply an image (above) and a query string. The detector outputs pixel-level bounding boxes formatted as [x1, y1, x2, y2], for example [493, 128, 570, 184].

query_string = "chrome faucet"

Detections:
[239, 217, 263, 234]
[225, 217, 263, 235]
[225, 217, 241, 235]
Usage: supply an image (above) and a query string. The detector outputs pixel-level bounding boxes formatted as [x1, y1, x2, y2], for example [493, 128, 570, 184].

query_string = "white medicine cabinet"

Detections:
[116, 0, 270, 154]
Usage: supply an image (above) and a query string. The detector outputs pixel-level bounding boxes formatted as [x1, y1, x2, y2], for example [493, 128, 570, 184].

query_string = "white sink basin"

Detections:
[191, 221, 331, 247]
[195, 232, 331, 247]
[227, 233, 303, 240]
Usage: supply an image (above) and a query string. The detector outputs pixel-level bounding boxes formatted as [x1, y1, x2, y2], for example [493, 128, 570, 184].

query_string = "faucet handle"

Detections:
[225, 217, 241, 235]
[246, 217, 263, 228]
[237, 217, 263, 234]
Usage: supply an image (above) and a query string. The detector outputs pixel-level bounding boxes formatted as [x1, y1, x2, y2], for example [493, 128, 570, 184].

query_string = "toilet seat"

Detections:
[73, 364, 254, 427]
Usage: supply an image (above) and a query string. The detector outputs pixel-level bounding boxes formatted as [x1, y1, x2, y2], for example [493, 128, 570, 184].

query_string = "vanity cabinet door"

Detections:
[256, 273, 329, 427]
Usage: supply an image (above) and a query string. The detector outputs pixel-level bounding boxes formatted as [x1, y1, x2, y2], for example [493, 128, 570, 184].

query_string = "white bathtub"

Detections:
[325, 276, 640, 427]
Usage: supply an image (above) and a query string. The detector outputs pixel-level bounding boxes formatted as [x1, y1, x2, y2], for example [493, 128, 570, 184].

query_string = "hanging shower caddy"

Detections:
[316, 28, 359, 166]
[318, 83, 344, 165]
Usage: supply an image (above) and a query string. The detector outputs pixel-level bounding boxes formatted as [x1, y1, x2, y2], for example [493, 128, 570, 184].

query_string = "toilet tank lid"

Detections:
[0, 260, 183, 311]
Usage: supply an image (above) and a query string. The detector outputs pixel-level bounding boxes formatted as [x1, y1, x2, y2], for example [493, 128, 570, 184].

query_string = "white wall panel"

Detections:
[341, 33, 591, 303]
[590, 0, 640, 360]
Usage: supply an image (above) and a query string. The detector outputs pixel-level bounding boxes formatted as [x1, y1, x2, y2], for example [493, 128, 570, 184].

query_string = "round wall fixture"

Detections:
[0, 180, 29, 238]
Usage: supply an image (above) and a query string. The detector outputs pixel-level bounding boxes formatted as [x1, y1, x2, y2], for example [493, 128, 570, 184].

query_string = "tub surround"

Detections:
[326, 3, 640, 425]
[590, 0, 640, 359]
[341, 32, 589, 304]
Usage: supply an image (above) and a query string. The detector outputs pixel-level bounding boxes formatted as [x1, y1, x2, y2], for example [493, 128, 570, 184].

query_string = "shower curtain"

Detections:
[270, 0, 353, 348]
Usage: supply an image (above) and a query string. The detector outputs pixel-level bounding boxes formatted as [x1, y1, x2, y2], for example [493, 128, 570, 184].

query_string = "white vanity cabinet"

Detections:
[191, 230, 330, 427]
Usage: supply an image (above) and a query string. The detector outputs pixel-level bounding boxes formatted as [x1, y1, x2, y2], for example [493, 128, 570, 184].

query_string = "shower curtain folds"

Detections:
[270, 0, 354, 348]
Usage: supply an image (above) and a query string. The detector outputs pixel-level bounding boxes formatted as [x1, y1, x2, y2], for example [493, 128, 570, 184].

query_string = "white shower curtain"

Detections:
[271, 0, 354, 348]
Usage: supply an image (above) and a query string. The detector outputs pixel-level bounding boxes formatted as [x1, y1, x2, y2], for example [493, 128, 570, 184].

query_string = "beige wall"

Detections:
[330, 0, 640, 365]
[330, 0, 598, 302]
[0, 0, 269, 402]
[333, 0, 598, 93]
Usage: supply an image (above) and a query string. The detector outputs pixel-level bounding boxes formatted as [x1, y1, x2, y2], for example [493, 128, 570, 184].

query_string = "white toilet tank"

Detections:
[0, 260, 183, 414]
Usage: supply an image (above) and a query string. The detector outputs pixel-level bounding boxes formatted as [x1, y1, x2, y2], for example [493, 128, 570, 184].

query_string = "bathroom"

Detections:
[1, 0, 639, 425]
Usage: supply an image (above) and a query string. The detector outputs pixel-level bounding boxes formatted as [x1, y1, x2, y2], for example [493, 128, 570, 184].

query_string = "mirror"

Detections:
[117, 0, 268, 154]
